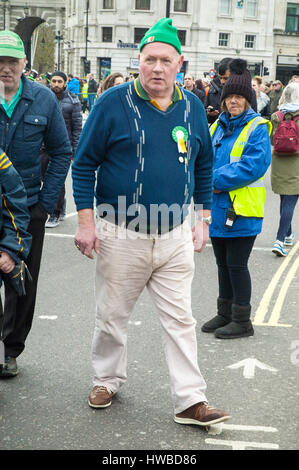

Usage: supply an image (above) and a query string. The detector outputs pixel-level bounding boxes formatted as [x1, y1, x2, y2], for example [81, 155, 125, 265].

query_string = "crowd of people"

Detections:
[0, 21, 299, 430]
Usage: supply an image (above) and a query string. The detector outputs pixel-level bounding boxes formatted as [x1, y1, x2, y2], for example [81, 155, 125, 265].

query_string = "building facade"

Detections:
[64, 0, 276, 80]
[273, 0, 299, 84]
[2, 1, 299, 83]
[0, 0, 65, 68]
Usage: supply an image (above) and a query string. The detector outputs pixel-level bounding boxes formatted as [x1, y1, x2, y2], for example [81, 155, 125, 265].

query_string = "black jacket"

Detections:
[88, 79, 98, 94]
[188, 87, 205, 105]
[57, 89, 82, 156]
[205, 76, 258, 123]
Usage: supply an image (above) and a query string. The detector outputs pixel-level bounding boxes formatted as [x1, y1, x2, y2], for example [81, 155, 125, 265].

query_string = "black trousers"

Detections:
[40, 151, 65, 217]
[3, 203, 48, 358]
[211, 236, 256, 306]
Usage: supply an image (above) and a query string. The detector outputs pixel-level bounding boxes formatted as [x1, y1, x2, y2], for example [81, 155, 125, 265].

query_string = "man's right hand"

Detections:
[74, 209, 100, 260]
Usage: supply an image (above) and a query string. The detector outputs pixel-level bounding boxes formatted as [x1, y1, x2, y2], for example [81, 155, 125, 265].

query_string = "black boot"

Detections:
[201, 298, 233, 333]
[215, 304, 254, 339]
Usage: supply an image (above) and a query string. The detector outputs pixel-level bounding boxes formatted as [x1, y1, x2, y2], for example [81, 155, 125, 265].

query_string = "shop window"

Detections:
[286, 3, 299, 32]
[134, 27, 149, 43]
[135, 0, 150, 10]
[174, 0, 188, 12]
[218, 32, 230, 47]
[102, 27, 113, 42]
[245, 34, 256, 48]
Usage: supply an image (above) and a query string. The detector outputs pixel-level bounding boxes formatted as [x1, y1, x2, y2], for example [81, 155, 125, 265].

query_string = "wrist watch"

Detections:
[197, 215, 212, 225]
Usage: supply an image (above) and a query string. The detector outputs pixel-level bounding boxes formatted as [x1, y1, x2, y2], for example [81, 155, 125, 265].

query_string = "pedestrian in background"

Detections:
[67, 73, 80, 96]
[201, 59, 272, 339]
[0, 31, 72, 377]
[0, 150, 32, 375]
[72, 18, 230, 428]
[269, 80, 284, 114]
[81, 79, 89, 113]
[87, 73, 98, 111]
[271, 81, 299, 257]
[101, 72, 124, 92]
[183, 74, 205, 104]
[252, 76, 271, 120]
[42, 71, 82, 228]
[205, 57, 257, 124]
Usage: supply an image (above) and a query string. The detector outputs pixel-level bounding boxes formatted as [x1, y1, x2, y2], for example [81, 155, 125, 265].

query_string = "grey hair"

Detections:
[279, 81, 299, 107]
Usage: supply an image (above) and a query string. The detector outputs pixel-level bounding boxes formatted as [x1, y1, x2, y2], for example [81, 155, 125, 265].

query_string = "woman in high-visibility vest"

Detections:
[81, 79, 89, 113]
[201, 59, 272, 339]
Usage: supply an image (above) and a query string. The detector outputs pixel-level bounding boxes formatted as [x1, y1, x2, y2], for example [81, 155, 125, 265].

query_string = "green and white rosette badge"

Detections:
[172, 126, 188, 163]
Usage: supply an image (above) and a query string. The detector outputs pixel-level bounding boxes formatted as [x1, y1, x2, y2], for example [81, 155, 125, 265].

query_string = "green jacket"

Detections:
[270, 110, 299, 195]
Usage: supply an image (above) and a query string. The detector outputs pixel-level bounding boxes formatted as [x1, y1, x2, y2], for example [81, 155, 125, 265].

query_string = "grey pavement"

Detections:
[0, 168, 298, 451]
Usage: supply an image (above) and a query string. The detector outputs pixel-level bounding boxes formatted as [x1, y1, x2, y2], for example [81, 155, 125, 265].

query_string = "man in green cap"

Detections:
[0, 30, 72, 378]
[72, 18, 230, 427]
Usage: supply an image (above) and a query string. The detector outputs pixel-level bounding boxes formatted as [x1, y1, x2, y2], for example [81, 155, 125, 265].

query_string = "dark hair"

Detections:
[102, 72, 124, 91]
[195, 79, 204, 90]
[218, 57, 233, 75]
[51, 71, 67, 82]
[68, 74, 73, 79]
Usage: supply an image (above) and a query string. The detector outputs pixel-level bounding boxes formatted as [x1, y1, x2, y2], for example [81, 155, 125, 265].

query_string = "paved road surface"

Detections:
[0, 168, 298, 451]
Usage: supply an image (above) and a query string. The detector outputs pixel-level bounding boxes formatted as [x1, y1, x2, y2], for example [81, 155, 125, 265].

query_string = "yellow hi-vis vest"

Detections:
[82, 83, 88, 99]
[210, 117, 272, 218]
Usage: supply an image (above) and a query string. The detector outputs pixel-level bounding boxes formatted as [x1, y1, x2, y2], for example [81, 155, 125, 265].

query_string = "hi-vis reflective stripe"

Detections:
[1, 195, 23, 253]
[230, 117, 272, 159]
[0, 152, 12, 170]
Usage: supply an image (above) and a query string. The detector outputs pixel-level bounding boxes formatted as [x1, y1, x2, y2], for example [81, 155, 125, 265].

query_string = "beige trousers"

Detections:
[92, 218, 207, 414]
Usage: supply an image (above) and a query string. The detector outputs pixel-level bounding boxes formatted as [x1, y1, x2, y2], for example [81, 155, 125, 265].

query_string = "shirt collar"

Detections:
[0, 78, 23, 118]
[134, 77, 182, 110]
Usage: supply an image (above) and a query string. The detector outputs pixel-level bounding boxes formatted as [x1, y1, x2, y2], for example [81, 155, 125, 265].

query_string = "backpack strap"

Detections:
[276, 111, 284, 121]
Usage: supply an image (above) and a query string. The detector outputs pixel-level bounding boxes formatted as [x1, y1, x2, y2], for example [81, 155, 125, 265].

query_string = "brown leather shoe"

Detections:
[174, 402, 230, 426]
[88, 386, 114, 409]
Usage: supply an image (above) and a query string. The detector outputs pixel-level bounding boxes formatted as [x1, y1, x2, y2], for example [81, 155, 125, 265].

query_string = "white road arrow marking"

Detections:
[227, 358, 278, 379]
[39, 315, 58, 320]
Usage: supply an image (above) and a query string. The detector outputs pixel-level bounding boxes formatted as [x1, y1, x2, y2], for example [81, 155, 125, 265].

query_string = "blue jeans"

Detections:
[276, 195, 299, 242]
[88, 93, 96, 111]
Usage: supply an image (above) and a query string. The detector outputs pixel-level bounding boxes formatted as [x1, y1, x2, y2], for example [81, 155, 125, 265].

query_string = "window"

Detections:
[177, 30, 186, 46]
[219, 0, 231, 15]
[245, 34, 256, 48]
[102, 27, 113, 42]
[174, 0, 188, 12]
[218, 32, 230, 47]
[286, 3, 299, 32]
[246, 0, 258, 18]
[103, 0, 114, 8]
[135, 0, 150, 9]
[134, 27, 149, 43]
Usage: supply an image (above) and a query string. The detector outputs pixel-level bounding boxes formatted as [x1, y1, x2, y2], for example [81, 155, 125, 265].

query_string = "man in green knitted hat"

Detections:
[137, 17, 183, 107]
[73, 17, 230, 427]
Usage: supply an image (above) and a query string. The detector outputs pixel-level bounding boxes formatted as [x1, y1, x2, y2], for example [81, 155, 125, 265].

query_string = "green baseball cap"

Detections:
[140, 18, 181, 54]
[0, 30, 26, 59]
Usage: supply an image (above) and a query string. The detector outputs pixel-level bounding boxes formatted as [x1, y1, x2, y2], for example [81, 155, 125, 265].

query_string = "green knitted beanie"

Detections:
[140, 18, 181, 54]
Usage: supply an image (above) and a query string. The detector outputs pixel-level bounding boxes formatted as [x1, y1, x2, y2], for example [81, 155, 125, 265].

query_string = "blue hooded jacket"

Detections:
[210, 108, 271, 238]
[67, 78, 80, 96]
